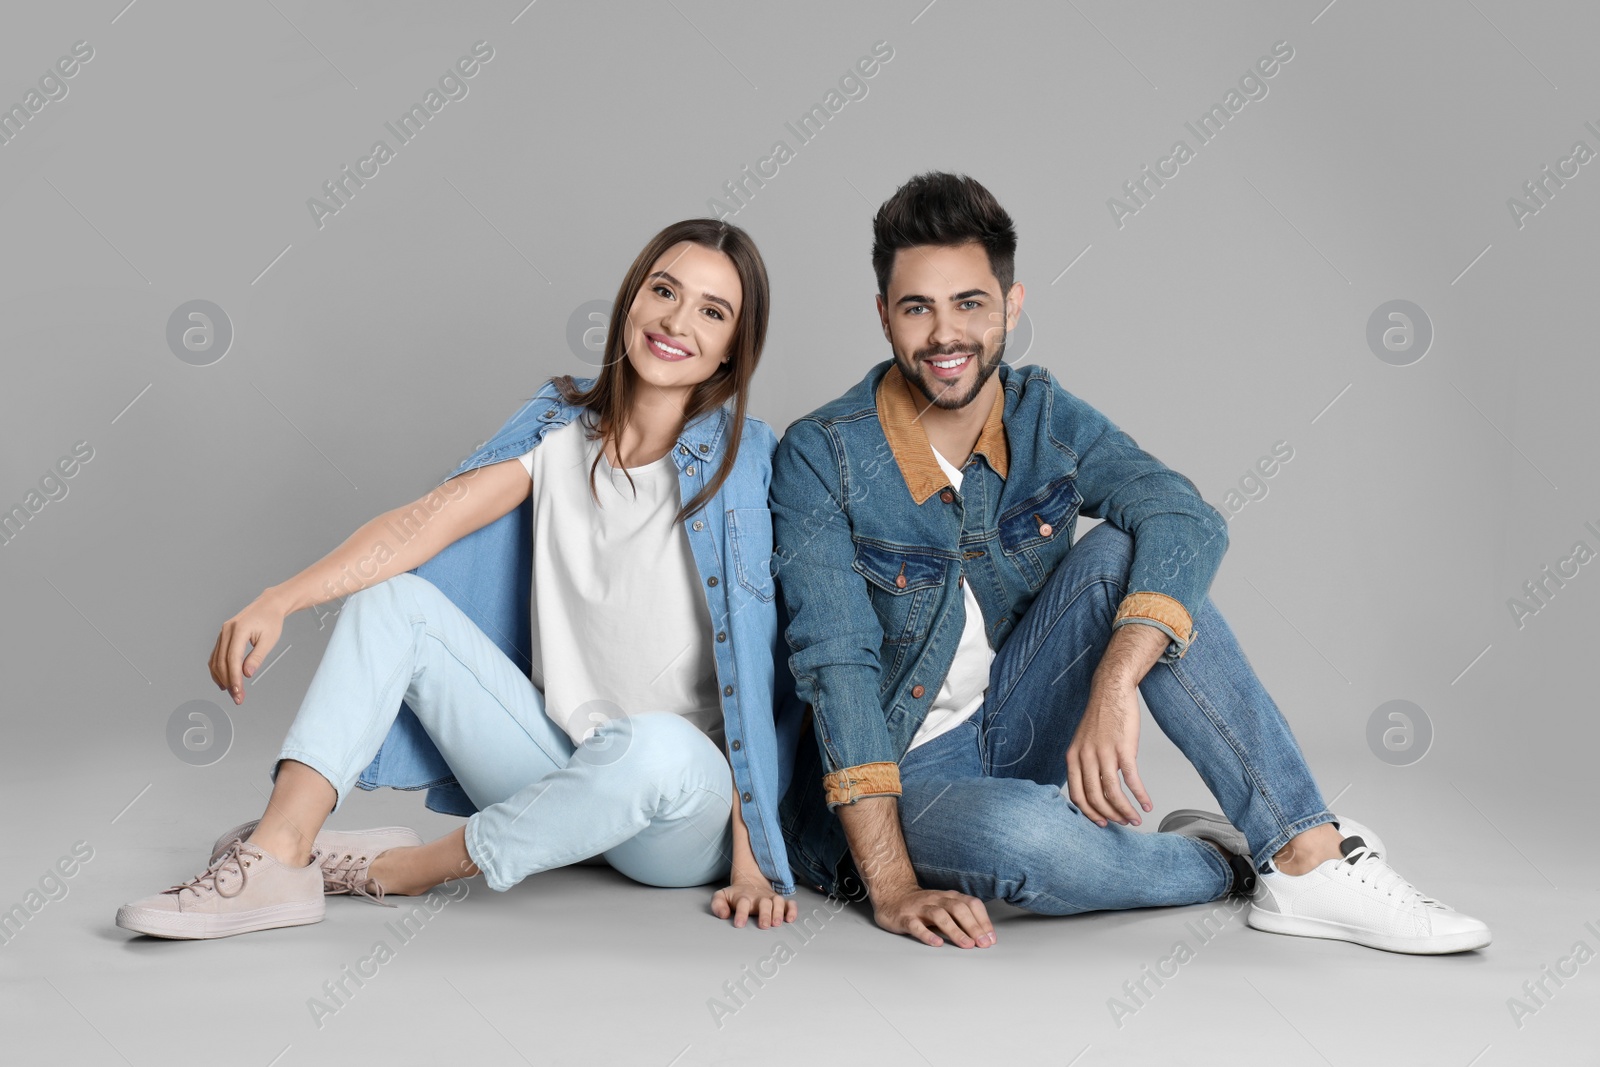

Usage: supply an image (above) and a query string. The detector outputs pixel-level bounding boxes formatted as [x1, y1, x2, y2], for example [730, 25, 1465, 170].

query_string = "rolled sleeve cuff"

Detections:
[822, 761, 902, 810]
[1112, 591, 1196, 661]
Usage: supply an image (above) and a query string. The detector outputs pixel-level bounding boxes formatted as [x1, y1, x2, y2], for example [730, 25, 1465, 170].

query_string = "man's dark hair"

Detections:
[871, 171, 1018, 300]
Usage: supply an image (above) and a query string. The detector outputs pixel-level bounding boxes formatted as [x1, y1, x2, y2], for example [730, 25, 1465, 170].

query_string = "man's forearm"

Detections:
[1094, 620, 1170, 691]
[835, 796, 919, 903]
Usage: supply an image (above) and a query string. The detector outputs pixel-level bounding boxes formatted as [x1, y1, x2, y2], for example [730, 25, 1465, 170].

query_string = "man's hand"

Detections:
[1066, 676, 1150, 826]
[1066, 621, 1169, 827]
[871, 884, 995, 949]
[837, 795, 996, 948]
[711, 872, 798, 930]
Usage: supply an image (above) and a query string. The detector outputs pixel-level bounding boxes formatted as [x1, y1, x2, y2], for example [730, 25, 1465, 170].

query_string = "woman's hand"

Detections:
[210, 592, 288, 705]
[711, 872, 798, 930]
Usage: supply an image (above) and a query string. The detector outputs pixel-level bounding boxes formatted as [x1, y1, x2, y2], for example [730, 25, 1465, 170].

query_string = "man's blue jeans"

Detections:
[893, 521, 1334, 914]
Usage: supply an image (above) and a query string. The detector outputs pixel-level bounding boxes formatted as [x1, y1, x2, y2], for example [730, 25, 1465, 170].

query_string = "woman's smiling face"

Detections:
[623, 241, 742, 396]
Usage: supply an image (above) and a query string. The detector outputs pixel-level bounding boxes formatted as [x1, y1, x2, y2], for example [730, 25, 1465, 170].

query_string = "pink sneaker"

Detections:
[211, 819, 423, 907]
[115, 840, 324, 939]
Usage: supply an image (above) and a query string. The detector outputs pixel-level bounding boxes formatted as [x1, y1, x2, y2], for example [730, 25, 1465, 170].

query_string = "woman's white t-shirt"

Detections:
[517, 416, 724, 750]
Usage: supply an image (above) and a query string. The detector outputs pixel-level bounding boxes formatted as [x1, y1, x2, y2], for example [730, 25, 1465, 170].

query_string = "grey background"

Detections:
[2, 0, 1596, 1063]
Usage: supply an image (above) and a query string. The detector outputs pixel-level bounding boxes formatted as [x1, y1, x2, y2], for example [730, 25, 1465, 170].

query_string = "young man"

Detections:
[769, 171, 1489, 955]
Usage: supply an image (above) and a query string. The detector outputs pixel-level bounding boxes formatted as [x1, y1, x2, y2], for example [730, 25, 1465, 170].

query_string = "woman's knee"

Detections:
[342, 571, 440, 623]
[583, 713, 724, 782]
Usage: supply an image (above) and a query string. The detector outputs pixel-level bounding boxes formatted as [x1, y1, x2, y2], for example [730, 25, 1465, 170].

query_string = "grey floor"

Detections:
[6, 722, 1596, 1067]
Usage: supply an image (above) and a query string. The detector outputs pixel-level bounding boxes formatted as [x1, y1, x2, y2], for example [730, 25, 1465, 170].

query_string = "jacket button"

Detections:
[708, 576, 718, 587]
[731, 739, 741, 751]
[1039, 522, 1054, 537]
[940, 490, 954, 504]
[692, 520, 704, 531]
[911, 684, 925, 698]
[716, 631, 726, 642]
[742, 792, 752, 803]
[958, 574, 964, 587]
[686, 465, 696, 476]
[699, 443, 710, 453]
[543, 408, 556, 417]
[724, 685, 735, 696]
[895, 574, 907, 589]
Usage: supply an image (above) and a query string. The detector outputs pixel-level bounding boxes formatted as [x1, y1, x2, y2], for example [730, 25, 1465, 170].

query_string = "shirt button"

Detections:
[716, 631, 726, 642]
[724, 685, 735, 696]
[686, 465, 696, 476]
[895, 574, 907, 589]
[731, 739, 742, 751]
[1039, 522, 1054, 537]
[708, 576, 719, 587]
[940, 490, 954, 504]
[692, 520, 704, 531]
[911, 684, 925, 698]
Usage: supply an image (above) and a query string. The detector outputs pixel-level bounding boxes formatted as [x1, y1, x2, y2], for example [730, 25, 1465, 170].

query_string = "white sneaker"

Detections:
[1248, 835, 1490, 954]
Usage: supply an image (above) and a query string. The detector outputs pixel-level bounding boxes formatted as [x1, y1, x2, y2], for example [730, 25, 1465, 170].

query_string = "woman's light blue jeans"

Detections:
[894, 520, 1335, 913]
[273, 572, 734, 892]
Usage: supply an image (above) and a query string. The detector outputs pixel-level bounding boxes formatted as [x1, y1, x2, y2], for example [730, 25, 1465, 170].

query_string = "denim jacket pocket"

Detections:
[998, 475, 1083, 588]
[851, 540, 947, 646]
[728, 507, 777, 602]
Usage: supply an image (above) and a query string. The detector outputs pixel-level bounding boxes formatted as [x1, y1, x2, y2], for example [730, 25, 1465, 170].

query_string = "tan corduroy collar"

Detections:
[874, 362, 1009, 505]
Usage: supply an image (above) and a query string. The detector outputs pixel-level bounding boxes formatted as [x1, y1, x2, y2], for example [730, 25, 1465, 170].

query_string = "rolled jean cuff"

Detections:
[463, 811, 511, 892]
[1112, 591, 1196, 661]
[1255, 810, 1338, 873]
[823, 761, 901, 810]
[273, 747, 353, 815]
[1181, 833, 1234, 898]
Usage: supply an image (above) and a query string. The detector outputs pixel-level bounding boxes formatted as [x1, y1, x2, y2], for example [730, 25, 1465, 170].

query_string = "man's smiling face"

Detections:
[877, 240, 1021, 411]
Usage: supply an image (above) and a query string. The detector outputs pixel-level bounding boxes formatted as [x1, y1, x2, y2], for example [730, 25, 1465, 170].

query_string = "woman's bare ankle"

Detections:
[367, 846, 424, 895]
[243, 826, 315, 868]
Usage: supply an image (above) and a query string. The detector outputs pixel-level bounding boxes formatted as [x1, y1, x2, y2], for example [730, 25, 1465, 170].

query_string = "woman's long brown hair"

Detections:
[552, 217, 770, 525]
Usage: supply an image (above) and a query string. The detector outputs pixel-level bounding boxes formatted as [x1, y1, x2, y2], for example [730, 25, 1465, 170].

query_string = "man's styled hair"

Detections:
[870, 171, 1018, 299]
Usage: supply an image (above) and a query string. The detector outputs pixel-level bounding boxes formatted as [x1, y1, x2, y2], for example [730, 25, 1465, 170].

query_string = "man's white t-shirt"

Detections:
[905, 446, 995, 751]
[517, 417, 724, 750]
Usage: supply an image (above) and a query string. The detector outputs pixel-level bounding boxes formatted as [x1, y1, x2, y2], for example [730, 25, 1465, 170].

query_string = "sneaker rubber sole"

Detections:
[1245, 904, 1491, 954]
[114, 897, 325, 940]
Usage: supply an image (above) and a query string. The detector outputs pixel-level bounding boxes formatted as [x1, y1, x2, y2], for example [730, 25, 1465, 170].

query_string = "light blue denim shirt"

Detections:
[353, 376, 803, 895]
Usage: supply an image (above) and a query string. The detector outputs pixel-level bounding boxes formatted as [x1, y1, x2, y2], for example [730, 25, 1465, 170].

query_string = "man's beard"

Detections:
[895, 334, 1007, 411]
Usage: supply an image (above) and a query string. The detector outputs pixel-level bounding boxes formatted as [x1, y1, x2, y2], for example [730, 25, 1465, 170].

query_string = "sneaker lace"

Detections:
[318, 849, 398, 909]
[164, 840, 253, 901]
[1341, 843, 1435, 909]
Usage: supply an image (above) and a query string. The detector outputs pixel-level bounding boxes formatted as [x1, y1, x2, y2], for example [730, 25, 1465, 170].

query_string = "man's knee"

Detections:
[1069, 521, 1134, 583]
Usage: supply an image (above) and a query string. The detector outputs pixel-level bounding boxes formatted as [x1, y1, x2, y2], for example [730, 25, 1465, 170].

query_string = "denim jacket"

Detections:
[772, 359, 1228, 891]
[353, 376, 804, 895]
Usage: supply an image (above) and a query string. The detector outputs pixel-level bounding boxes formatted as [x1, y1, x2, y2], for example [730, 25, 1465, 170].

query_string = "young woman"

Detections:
[116, 218, 806, 938]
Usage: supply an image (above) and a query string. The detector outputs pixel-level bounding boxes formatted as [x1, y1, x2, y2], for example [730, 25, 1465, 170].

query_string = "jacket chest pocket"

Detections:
[852, 541, 948, 650]
[727, 508, 776, 602]
[998, 475, 1082, 590]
